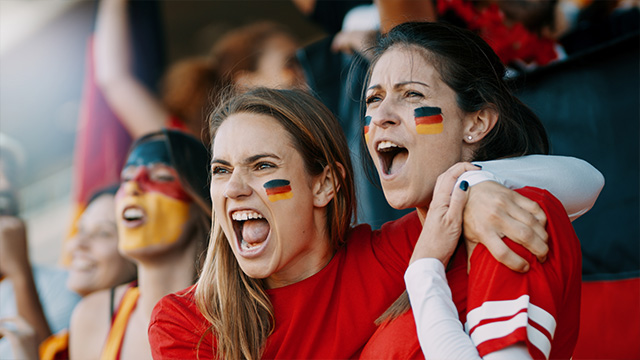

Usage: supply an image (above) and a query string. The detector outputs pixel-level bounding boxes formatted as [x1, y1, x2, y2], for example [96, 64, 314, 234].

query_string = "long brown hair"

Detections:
[367, 22, 550, 324]
[195, 87, 356, 359]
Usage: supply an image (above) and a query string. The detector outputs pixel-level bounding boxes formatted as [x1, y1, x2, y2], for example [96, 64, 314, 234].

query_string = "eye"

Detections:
[212, 166, 230, 175]
[150, 168, 176, 182]
[120, 166, 136, 182]
[365, 94, 381, 105]
[405, 90, 424, 99]
[255, 162, 276, 171]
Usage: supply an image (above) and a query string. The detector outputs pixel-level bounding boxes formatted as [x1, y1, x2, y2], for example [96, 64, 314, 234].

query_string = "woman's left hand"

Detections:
[463, 181, 549, 272]
[410, 163, 476, 266]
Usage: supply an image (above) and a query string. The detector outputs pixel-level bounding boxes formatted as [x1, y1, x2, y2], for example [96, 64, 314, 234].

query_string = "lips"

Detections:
[376, 140, 409, 176]
[231, 209, 271, 257]
[121, 205, 146, 228]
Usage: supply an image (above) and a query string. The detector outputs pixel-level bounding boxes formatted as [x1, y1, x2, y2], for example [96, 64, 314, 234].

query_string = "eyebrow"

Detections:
[367, 81, 430, 92]
[211, 153, 281, 166]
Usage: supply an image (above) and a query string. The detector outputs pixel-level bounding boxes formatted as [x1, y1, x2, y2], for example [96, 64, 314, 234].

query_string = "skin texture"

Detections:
[71, 136, 203, 360]
[116, 141, 192, 255]
[210, 112, 335, 289]
[365, 47, 474, 214]
[66, 194, 136, 296]
[366, 46, 548, 271]
[233, 34, 306, 90]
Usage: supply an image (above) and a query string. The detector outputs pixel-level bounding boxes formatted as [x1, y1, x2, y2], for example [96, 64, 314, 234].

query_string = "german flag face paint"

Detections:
[364, 116, 372, 143]
[414, 106, 443, 135]
[264, 179, 293, 202]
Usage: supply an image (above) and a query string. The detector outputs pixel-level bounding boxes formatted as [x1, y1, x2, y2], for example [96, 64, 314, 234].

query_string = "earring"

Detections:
[467, 135, 473, 141]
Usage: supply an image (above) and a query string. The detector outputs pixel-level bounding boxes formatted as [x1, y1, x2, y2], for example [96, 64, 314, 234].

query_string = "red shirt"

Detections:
[149, 212, 422, 359]
[360, 187, 581, 359]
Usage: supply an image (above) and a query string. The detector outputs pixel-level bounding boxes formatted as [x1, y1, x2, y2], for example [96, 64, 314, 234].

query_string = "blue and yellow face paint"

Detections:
[414, 106, 443, 135]
[264, 179, 293, 202]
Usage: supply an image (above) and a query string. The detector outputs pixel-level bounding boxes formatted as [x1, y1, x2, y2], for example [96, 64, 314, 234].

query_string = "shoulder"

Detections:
[69, 285, 126, 360]
[150, 285, 207, 334]
[149, 286, 212, 359]
[349, 211, 421, 243]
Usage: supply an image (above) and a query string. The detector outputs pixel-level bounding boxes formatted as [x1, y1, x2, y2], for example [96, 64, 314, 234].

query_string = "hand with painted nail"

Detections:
[462, 180, 549, 273]
[410, 162, 476, 266]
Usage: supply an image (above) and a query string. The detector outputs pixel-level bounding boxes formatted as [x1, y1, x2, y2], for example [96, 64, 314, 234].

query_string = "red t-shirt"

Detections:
[360, 187, 582, 359]
[148, 212, 422, 359]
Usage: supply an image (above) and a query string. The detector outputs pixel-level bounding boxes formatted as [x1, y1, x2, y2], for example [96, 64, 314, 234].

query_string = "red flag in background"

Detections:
[65, 36, 132, 258]
[64, 0, 165, 263]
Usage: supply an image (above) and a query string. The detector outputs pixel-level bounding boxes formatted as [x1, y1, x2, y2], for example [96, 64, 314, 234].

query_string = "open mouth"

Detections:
[122, 206, 146, 228]
[231, 210, 270, 252]
[377, 140, 408, 176]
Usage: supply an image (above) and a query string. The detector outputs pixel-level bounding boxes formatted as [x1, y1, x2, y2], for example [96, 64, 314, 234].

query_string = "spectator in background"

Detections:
[95, 0, 306, 145]
[2, 185, 138, 360]
[0, 133, 81, 359]
[69, 130, 211, 360]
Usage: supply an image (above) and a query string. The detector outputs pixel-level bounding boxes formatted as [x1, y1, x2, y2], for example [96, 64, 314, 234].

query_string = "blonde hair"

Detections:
[195, 88, 356, 359]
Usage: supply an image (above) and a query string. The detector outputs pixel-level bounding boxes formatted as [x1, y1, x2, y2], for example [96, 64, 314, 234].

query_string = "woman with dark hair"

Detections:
[70, 129, 211, 360]
[359, 22, 600, 359]
[148, 87, 600, 359]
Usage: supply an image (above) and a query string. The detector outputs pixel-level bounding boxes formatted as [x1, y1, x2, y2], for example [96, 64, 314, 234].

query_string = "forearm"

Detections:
[93, 0, 167, 138]
[11, 269, 51, 345]
[405, 259, 532, 359]
[464, 155, 604, 220]
[405, 258, 482, 359]
[94, 0, 132, 89]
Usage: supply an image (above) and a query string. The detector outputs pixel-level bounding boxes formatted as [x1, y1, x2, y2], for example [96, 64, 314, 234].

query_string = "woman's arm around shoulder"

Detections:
[468, 154, 604, 220]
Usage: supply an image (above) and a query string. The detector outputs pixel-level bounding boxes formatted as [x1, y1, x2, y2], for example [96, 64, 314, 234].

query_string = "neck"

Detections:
[135, 240, 198, 321]
[265, 208, 333, 289]
[416, 206, 428, 224]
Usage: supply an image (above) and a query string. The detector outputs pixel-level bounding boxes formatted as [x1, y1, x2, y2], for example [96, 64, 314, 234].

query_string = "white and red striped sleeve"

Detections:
[465, 187, 581, 360]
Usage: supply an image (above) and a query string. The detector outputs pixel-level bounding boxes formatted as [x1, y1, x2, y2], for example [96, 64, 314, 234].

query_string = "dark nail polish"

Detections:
[460, 180, 469, 191]
[474, 164, 482, 169]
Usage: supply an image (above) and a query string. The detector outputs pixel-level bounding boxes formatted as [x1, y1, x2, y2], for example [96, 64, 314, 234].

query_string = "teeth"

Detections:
[123, 208, 143, 220]
[232, 210, 263, 221]
[241, 239, 262, 250]
[377, 141, 399, 151]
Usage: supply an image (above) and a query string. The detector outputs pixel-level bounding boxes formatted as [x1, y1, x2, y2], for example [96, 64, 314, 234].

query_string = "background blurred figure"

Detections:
[69, 130, 211, 360]
[0, 133, 80, 359]
[210, 21, 306, 92]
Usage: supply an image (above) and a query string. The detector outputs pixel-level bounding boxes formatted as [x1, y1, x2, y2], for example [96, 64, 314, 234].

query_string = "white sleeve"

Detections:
[457, 155, 604, 221]
[405, 259, 533, 360]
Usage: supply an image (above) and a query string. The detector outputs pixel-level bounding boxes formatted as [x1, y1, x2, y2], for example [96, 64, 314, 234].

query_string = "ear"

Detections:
[312, 163, 345, 208]
[463, 105, 499, 143]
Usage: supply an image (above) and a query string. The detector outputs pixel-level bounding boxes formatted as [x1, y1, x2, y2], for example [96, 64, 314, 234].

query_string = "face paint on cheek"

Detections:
[264, 179, 293, 202]
[117, 192, 191, 252]
[364, 116, 372, 143]
[414, 106, 444, 135]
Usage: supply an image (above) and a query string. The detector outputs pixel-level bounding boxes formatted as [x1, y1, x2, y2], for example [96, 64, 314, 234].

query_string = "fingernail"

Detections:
[474, 164, 482, 169]
[460, 180, 469, 191]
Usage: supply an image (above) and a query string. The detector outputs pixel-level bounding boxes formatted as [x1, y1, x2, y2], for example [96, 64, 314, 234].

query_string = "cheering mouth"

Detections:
[231, 209, 271, 252]
[376, 140, 408, 176]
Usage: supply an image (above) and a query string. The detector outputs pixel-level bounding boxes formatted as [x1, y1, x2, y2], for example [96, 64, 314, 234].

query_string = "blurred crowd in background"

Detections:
[0, 0, 638, 359]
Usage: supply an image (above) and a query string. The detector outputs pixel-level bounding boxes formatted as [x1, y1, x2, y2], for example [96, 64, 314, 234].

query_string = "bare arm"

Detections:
[0, 216, 51, 345]
[94, 0, 167, 138]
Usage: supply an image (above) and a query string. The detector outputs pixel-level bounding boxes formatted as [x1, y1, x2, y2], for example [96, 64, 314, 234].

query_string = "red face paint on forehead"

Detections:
[117, 165, 191, 202]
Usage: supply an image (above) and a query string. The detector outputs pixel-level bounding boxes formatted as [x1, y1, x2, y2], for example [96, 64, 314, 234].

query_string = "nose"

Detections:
[67, 232, 88, 252]
[223, 171, 252, 200]
[121, 181, 142, 196]
[370, 99, 401, 130]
